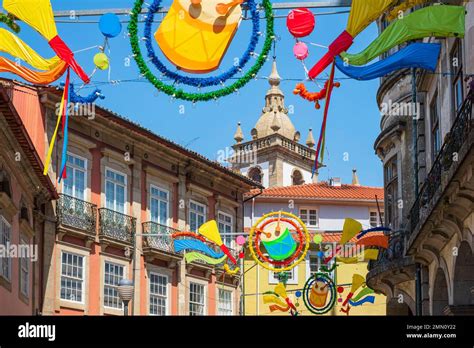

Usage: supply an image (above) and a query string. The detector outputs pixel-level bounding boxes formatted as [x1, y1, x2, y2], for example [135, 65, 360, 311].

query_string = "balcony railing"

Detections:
[409, 98, 473, 235]
[368, 230, 407, 271]
[98, 208, 135, 244]
[142, 221, 180, 253]
[57, 194, 97, 235]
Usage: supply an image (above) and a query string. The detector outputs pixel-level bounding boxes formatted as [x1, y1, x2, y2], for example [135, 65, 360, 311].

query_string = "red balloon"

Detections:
[337, 286, 344, 293]
[287, 8, 315, 38]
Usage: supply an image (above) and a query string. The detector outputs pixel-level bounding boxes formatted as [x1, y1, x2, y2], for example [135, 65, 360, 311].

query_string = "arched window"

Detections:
[248, 167, 263, 184]
[292, 170, 304, 186]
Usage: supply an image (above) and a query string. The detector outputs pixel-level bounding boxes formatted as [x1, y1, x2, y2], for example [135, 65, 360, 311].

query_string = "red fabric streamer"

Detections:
[313, 61, 336, 172]
[308, 30, 353, 79]
[49, 35, 90, 84]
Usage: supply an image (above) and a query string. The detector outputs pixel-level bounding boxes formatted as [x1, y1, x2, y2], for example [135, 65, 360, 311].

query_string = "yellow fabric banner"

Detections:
[387, 0, 431, 21]
[0, 29, 61, 70]
[347, 0, 397, 36]
[4, 0, 58, 40]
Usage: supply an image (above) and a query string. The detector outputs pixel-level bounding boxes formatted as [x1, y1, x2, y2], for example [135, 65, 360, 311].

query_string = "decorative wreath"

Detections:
[129, 0, 275, 102]
[249, 211, 310, 272]
[302, 272, 337, 315]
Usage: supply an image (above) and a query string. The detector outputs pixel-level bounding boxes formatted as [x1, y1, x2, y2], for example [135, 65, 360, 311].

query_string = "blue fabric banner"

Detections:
[173, 239, 224, 258]
[335, 43, 441, 81]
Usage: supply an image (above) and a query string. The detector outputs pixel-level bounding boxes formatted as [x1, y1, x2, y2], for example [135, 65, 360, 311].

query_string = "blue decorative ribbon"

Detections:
[173, 239, 224, 258]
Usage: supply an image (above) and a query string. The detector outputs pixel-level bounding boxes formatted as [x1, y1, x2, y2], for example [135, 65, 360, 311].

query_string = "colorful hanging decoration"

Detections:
[69, 84, 105, 104]
[286, 8, 315, 38]
[129, 0, 275, 101]
[263, 282, 298, 314]
[293, 79, 341, 109]
[248, 211, 310, 273]
[335, 43, 441, 81]
[99, 13, 122, 39]
[171, 220, 242, 275]
[302, 272, 337, 315]
[340, 5, 465, 67]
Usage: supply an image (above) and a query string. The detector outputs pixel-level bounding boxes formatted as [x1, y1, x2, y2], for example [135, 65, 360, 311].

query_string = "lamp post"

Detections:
[117, 279, 134, 316]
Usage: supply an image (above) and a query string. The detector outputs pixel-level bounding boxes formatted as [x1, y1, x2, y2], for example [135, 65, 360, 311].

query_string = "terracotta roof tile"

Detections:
[245, 182, 383, 201]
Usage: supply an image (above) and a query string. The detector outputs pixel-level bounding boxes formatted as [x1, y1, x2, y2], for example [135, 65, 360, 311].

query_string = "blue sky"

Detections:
[5, 0, 383, 187]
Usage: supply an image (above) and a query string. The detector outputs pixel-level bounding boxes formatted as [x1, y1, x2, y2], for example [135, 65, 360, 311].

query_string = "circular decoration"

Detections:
[238, 251, 245, 259]
[287, 8, 315, 38]
[129, 0, 275, 102]
[295, 290, 302, 298]
[317, 251, 324, 259]
[99, 13, 122, 38]
[248, 211, 310, 272]
[293, 42, 309, 60]
[236, 235, 246, 246]
[337, 286, 344, 294]
[93, 52, 109, 70]
[302, 273, 337, 315]
[313, 233, 323, 244]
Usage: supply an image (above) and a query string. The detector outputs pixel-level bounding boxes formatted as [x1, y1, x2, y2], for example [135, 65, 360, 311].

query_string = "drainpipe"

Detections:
[411, 68, 422, 316]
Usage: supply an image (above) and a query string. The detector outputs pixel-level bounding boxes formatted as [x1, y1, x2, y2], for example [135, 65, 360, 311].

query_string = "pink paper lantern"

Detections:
[293, 42, 309, 60]
[236, 235, 246, 246]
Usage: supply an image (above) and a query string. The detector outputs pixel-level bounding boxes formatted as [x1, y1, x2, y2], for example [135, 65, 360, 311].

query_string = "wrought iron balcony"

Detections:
[57, 194, 97, 235]
[142, 221, 180, 253]
[98, 208, 135, 245]
[409, 98, 473, 236]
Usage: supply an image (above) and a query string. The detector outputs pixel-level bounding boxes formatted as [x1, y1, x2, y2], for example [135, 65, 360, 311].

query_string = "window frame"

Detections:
[430, 93, 441, 162]
[217, 288, 233, 316]
[369, 210, 384, 228]
[19, 236, 30, 298]
[188, 281, 207, 316]
[104, 167, 128, 214]
[217, 211, 233, 248]
[62, 152, 87, 200]
[299, 207, 319, 228]
[103, 261, 125, 310]
[450, 40, 464, 114]
[0, 215, 12, 282]
[189, 200, 207, 232]
[149, 184, 170, 226]
[269, 263, 298, 285]
[60, 251, 86, 304]
[148, 271, 169, 316]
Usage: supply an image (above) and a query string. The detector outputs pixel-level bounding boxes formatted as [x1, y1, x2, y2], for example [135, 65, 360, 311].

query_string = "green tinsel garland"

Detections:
[128, 0, 274, 102]
[0, 13, 20, 33]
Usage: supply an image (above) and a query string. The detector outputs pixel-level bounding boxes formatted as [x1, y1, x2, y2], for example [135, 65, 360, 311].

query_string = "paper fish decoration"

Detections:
[155, 0, 243, 73]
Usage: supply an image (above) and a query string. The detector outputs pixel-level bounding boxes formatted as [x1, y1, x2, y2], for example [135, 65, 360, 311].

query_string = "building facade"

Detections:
[0, 84, 57, 315]
[367, 1, 474, 315]
[0, 78, 262, 316]
[242, 177, 386, 315]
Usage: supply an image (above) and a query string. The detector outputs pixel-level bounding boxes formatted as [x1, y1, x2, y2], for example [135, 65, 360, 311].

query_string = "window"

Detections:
[307, 250, 335, 281]
[370, 211, 384, 227]
[0, 216, 11, 281]
[309, 255, 319, 276]
[105, 169, 126, 213]
[104, 262, 124, 309]
[269, 263, 298, 285]
[189, 201, 206, 232]
[218, 212, 233, 247]
[149, 273, 168, 316]
[451, 41, 464, 114]
[63, 153, 86, 200]
[189, 282, 205, 316]
[384, 156, 399, 230]
[150, 186, 169, 225]
[292, 170, 304, 186]
[248, 167, 262, 184]
[19, 237, 30, 297]
[430, 94, 441, 161]
[60, 252, 84, 303]
[300, 208, 318, 227]
[217, 289, 233, 316]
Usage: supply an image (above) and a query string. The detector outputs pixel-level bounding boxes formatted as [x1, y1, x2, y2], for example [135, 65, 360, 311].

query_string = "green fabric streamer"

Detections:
[184, 252, 227, 265]
[351, 287, 375, 302]
[340, 5, 465, 66]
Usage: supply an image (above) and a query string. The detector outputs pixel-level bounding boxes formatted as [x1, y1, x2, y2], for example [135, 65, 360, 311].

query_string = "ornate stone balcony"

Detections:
[98, 208, 135, 249]
[56, 194, 97, 244]
[408, 98, 473, 248]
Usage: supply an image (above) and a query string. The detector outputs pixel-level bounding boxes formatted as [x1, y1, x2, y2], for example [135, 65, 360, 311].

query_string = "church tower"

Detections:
[231, 59, 318, 188]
